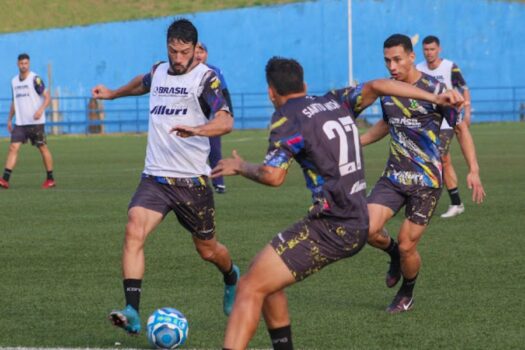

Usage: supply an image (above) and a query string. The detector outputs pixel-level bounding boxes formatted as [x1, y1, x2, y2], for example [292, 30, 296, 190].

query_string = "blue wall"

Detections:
[0, 0, 523, 131]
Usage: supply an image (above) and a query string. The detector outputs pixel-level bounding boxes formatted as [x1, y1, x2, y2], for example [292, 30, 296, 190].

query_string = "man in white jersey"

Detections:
[91, 18, 239, 335]
[416, 35, 472, 218]
[0, 53, 54, 189]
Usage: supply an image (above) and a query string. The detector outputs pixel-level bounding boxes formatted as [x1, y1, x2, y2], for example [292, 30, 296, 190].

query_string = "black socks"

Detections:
[399, 274, 418, 298]
[47, 170, 54, 180]
[3, 168, 12, 181]
[268, 325, 293, 350]
[223, 263, 238, 286]
[123, 279, 142, 312]
[384, 237, 400, 261]
[448, 187, 462, 205]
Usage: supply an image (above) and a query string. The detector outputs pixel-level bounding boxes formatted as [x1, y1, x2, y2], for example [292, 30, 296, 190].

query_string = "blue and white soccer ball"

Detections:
[147, 307, 189, 349]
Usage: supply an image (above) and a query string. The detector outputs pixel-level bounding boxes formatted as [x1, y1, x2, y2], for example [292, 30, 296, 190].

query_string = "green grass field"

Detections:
[0, 0, 299, 34]
[0, 123, 524, 349]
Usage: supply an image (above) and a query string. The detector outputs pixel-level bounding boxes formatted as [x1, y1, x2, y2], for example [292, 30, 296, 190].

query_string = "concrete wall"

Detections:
[0, 0, 523, 132]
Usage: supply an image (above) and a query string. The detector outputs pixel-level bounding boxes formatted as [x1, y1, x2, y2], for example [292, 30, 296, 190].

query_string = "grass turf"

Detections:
[0, 0, 299, 34]
[0, 123, 523, 349]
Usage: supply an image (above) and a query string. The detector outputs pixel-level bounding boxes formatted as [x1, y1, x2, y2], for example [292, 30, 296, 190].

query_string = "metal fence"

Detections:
[0, 86, 524, 137]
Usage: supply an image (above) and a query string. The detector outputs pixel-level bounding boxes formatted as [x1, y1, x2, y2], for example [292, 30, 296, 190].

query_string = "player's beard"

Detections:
[169, 56, 194, 75]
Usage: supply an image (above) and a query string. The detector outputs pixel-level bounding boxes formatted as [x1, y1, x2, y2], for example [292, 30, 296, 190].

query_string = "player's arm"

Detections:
[453, 122, 485, 203]
[360, 119, 389, 146]
[92, 74, 148, 100]
[7, 100, 15, 133]
[171, 70, 233, 138]
[211, 150, 286, 187]
[360, 79, 463, 109]
[172, 110, 233, 138]
[451, 63, 471, 126]
[462, 88, 472, 126]
[34, 76, 50, 120]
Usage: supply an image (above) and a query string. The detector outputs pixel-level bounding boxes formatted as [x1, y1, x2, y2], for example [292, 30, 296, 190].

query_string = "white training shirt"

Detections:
[11, 71, 46, 126]
[416, 59, 455, 130]
[143, 62, 213, 178]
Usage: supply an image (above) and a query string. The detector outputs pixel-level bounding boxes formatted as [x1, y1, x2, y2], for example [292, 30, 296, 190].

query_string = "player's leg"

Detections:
[0, 142, 21, 189]
[386, 186, 441, 313]
[441, 152, 464, 217]
[223, 245, 296, 350]
[192, 235, 240, 315]
[439, 129, 464, 218]
[110, 177, 169, 334]
[386, 218, 426, 313]
[367, 177, 405, 287]
[263, 290, 293, 350]
[37, 144, 55, 188]
[1, 125, 27, 188]
[209, 136, 225, 193]
[173, 181, 239, 315]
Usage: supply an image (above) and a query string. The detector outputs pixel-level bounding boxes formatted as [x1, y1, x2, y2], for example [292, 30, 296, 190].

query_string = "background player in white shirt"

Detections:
[417, 35, 472, 218]
[0, 53, 54, 189]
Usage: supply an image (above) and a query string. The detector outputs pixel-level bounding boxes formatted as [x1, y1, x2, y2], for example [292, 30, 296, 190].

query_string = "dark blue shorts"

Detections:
[129, 175, 216, 240]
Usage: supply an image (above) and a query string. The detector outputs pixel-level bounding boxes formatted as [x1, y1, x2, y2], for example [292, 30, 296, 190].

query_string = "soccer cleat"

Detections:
[223, 264, 240, 316]
[386, 257, 401, 288]
[0, 178, 9, 189]
[41, 179, 56, 189]
[440, 204, 465, 218]
[109, 305, 142, 334]
[214, 184, 226, 194]
[386, 294, 414, 314]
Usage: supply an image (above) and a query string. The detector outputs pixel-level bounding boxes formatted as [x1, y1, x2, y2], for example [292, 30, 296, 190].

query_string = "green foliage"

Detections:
[0, 123, 523, 349]
[0, 0, 299, 33]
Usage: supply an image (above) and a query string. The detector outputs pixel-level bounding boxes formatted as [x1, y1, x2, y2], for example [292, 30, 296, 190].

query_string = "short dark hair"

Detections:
[383, 34, 413, 53]
[167, 18, 198, 45]
[423, 35, 440, 46]
[18, 53, 30, 61]
[265, 57, 304, 96]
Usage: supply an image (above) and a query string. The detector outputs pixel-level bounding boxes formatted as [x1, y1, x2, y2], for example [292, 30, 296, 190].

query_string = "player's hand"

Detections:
[467, 172, 486, 204]
[33, 108, 44, 120]
[170, 125, 200, 138]
[211, 150, 244, 178]
[435, 90, 464, 109]
[92, 85, 114, 100]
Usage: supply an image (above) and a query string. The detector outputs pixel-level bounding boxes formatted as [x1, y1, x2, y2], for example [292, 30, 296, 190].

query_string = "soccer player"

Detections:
[213, 57, 463, 350]
[361, 34, 485, 314]
[0, 53, 55, 189]
[195, 42, 233, 194]
[91, 18, 239, 334]
[417, 35, 472, 218]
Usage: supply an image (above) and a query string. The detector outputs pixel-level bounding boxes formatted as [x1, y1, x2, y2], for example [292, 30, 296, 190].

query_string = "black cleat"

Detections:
[386, 294, 414, 314]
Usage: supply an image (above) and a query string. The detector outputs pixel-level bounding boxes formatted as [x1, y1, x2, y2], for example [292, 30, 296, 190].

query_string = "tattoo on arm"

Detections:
[240, 162, 271, 184]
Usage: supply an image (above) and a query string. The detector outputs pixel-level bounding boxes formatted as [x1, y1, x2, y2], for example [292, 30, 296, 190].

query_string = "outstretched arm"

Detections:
[454, 122, 485, 203]
[211, 150, 286, 187]
[360, 119, 389, 146]
[359, 79, 463, 111]
[92, 75, 148, 100]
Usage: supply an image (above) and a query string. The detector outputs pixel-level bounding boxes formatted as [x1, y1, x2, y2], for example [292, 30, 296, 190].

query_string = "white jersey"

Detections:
[11, 71, 46, 126]
[417, 59, 455, 130]
[144, 62, 214, 178]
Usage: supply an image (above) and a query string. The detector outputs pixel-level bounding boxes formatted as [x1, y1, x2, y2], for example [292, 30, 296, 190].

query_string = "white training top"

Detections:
[143, 62, 213, 178]
[11, 71, 46, 126]
[416, 59, 455, 130]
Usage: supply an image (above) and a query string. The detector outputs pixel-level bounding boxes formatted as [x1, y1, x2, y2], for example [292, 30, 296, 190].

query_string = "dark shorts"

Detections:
[11, 124, 47, 147]
[367, 176, 442, 226]
[129, 175, 216, 240]
[270, 217, 367, 281]
[438, 129, 455, 156]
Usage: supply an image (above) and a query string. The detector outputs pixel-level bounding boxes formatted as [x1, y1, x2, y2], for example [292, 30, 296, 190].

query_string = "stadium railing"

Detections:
[0, 86, 524, 137]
